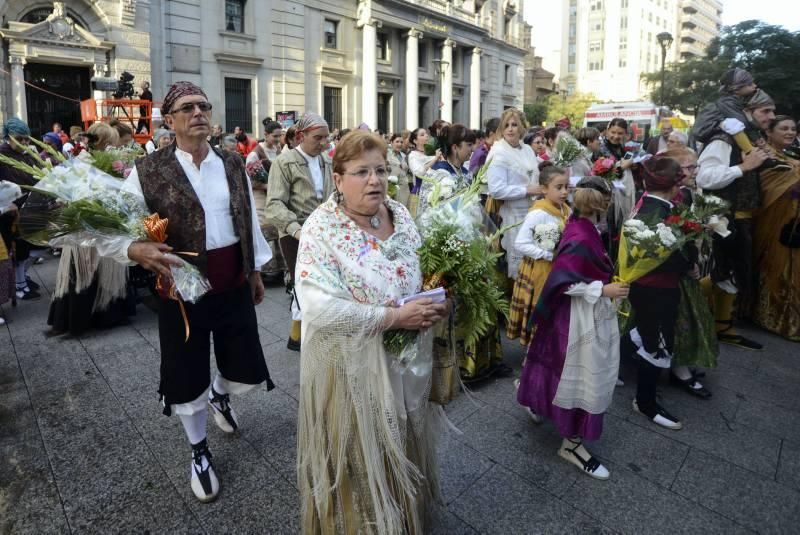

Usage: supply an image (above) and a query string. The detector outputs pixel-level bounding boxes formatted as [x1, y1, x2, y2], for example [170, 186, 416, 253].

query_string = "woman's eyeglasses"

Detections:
[173, 102, 213, 114]
[344, 167, 389, 180]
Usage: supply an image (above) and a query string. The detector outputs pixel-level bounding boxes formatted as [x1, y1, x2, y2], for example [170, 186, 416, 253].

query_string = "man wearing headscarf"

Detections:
[0, 118, 47, 300]
[696, 89, 775, 351]
[97, 81, 275, 503]
[265, 112, 333, 351]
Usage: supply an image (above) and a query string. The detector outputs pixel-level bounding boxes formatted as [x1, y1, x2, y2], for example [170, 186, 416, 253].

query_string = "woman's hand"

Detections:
[526, 184, 543, 196]
[602, 282, 630, 299]
[619, 158, 634, 171]
[391, 298, 449, 330]
[688, 264, 701, 280]
[435, 148, 444, 161]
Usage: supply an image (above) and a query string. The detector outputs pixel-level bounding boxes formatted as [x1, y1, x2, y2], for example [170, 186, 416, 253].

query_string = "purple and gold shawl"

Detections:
[525, 215, 614, 368]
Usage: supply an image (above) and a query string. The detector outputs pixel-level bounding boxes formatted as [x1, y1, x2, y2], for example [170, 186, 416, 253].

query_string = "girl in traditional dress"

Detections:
[517, 177, 627, 480]
[296, 131, 448, 533]
[507, 163, 571, 347]
[753, 115, 800, 341]
[487, 109, 541, 280]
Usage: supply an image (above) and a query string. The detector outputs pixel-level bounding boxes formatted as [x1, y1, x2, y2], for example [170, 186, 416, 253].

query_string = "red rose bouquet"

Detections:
[592, 156, 618, 181]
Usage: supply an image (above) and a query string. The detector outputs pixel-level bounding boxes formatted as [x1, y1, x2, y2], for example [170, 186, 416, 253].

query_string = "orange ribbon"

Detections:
[143, 214, 194, 342]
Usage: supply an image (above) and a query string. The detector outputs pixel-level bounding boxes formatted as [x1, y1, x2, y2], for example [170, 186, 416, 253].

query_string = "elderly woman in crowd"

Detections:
[487, 108, 541, 279]
[663, 130, 689, 153]
[49, 122, 133, 336]
[753, 115, 800, 341]
[295, 130, 448, 533]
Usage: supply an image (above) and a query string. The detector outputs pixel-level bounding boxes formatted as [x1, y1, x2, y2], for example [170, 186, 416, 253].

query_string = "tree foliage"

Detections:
[643, 20, 800, 117]
[524, 92, 598, 127]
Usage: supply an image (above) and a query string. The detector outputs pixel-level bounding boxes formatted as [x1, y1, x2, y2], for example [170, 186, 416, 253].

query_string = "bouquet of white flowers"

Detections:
[690, 193, 731, 238]
[385, 179, 509, 363]
[617, 218, 685, 283]
[533, 222, 561, 252]
[552, 134, 585, 167]
[12, 159, 210, 305]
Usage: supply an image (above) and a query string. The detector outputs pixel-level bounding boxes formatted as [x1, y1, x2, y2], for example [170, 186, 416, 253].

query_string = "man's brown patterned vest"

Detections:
[136, 144, 255, 276]
[707, 133, 761, 212]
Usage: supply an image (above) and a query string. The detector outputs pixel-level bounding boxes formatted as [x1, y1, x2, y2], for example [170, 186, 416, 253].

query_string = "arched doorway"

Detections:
[24, 64, 91, 138]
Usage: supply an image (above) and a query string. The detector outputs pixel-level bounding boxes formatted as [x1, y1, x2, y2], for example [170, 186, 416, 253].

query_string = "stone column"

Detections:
[9, 57, 27, 122]
[405, 29, 423, 130]
[93, 64, 107, 102]
[441, 39, 455, 122]
[360, 22, 379, 129]
[469, 47, 482, 129]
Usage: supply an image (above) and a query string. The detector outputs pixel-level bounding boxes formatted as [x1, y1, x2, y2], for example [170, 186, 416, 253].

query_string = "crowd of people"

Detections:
[0, 67, 798, 532]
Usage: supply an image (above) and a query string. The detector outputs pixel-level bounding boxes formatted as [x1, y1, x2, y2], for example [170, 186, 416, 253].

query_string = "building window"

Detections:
[588, 60, 604, 71]
[224, 77, 252, 133]
[592, 22, 603, 31]
[324, 19, 338, 49]
[619, 59, 627, 68]
[620, 17, 628, 29]
[621, 0, 629, 8]
[568, 62, 576, 73]
[504, 65, 512, 85]
[418, 41, 428, 69]
[377, 32, 389, 61]
[323, 87, 343, 131]
[377, 93, 391, 134]
[589, 41, 602, 53]
[225, 0, 245, 33]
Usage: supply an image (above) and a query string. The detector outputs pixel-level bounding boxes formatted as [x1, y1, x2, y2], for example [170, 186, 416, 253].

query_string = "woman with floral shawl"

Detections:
[753, 116, 800, 341]
[296, 131, 448, 533]
[517, 177, 627, 480]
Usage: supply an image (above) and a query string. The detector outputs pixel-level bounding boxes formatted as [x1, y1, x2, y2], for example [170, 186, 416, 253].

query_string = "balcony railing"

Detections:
[406, 0, 480, 27]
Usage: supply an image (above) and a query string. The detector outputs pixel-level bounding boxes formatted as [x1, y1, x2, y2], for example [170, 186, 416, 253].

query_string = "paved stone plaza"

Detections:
[2, 255, 800, 534]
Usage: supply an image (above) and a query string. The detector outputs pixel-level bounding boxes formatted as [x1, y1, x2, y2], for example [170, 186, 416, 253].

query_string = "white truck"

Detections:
[583, 101, 664, 142]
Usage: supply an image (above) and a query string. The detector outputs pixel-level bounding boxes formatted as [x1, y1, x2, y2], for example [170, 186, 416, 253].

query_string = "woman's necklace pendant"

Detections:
[369, 215, 381, 229]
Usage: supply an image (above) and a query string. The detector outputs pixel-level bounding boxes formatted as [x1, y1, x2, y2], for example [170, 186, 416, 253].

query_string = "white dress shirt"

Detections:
[295, 145, 324, 200]
[99, 146, 271, 269]
[696, 139, 743, 191]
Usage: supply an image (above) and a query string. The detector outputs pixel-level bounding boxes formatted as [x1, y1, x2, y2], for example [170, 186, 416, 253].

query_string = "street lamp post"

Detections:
[656, 32, 673, 107]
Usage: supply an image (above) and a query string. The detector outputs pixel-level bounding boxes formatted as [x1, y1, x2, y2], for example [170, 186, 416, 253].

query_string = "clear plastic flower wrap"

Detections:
[0, 180, 23, 209]
[12, 158, 212, 306]
[384, 179, 510, 356]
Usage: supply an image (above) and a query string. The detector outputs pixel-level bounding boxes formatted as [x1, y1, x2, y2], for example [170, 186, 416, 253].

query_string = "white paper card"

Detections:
[399, 287, 447, 306]
[612, 180, 626, 191]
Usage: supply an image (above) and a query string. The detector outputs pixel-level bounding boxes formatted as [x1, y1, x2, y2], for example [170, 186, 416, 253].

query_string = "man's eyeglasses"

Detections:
[343, 166, 389, 180]
[172, 102, 213, 114]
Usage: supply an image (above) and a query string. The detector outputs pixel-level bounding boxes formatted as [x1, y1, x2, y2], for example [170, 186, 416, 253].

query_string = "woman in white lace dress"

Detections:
[296, 130, 448, 534]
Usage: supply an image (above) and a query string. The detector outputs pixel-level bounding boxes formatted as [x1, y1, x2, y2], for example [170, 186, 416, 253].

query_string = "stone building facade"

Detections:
[1, 0, 527, 138]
